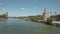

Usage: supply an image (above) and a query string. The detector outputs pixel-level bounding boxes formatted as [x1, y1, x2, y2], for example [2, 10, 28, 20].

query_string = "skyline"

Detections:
[0, 0, 60, 17]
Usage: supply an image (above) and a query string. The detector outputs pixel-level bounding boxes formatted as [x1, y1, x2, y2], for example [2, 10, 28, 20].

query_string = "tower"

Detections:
[43, 8, 49, 22]
[6, 12, 8, 18]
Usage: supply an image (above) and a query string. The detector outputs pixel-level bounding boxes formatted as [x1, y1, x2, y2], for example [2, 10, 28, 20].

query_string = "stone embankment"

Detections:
[52, 21, 60, 27]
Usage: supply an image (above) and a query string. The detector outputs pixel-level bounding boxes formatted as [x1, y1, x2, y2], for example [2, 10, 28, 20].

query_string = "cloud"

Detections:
[21, 8, 26, 10]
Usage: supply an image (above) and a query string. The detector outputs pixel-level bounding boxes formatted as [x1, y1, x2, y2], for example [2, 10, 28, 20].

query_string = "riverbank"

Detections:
[32, 20, 60, 27]
[24, 18, 60, 27]
[18, 15, 60, 27]
[52, 21, 60, 27]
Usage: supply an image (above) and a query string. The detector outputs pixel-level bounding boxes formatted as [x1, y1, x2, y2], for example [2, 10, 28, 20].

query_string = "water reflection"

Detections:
[0, 18, 7, 21]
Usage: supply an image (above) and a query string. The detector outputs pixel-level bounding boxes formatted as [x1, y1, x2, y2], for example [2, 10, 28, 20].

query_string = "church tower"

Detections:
[43, 8, 49, 22]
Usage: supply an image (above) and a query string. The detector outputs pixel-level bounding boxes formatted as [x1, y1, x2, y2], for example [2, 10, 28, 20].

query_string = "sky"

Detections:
[0, 0, 60, 17]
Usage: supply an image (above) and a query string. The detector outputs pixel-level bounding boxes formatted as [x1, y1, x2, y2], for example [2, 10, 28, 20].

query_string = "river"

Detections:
[0, 18, 60, 34]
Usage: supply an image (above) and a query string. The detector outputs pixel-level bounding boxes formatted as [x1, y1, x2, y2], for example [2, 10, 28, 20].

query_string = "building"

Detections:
[43, 8, 49, 22]
[51, 14, 60, 21]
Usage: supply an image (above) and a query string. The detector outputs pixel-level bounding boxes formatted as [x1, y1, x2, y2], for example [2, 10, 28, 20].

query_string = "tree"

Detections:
[45, 18, 52, 25]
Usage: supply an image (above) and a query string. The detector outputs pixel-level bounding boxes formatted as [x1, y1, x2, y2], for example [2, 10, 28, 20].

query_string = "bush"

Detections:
[45, 18, 52, 25]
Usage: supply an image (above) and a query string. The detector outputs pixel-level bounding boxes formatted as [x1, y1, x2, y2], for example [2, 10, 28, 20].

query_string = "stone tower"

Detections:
[43, 8, 49, 22]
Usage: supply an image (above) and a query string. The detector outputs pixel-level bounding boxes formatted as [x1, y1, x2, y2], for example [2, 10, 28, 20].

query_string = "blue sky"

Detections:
[0, 0, 60, 17]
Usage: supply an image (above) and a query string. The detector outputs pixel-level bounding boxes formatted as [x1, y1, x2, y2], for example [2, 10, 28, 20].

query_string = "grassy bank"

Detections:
[28, 15, 42, 22]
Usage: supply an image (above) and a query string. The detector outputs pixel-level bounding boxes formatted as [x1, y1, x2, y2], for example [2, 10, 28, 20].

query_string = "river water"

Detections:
[0, 18, 60, 34]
